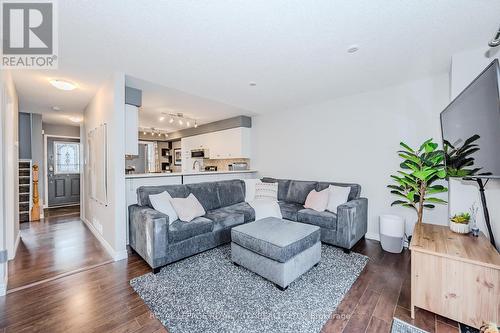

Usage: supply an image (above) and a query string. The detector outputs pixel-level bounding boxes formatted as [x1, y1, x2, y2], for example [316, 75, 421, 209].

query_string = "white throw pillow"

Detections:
[170, 193, 206, 222]
[304, 189, 329, 212]
[326, 185, 351, 213]
[149, 191, 178, 224]
[248, 199, 283, 220]
[254, 182, 278, 201]
[243, 179, 262, 202]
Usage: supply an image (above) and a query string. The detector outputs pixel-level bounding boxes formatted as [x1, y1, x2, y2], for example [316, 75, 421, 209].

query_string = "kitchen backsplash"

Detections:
[203, 158, 250, 171]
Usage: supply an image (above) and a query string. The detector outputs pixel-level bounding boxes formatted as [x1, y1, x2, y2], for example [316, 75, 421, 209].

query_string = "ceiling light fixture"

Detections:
[159, 116, 165, 121]
[52, 106, 61, 111]
[347, 44, 359, 53]
[49, 79, 77, 91]
[139, 127, 169, 138]
[163, 113, 198, 129]
[68, 116, 82, 123]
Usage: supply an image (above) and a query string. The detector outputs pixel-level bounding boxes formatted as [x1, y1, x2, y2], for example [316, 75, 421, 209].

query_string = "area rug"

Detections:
[130, 244, 368, 333]
[391, 318, 429, 333]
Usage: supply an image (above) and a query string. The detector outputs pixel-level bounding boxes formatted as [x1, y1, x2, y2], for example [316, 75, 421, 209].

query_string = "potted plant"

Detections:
[450, 212, 470, 234]
[388, 139, 448, 227]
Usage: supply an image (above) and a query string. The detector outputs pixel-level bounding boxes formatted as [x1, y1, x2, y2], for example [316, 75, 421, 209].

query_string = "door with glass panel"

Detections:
[47, 138, 81, 207]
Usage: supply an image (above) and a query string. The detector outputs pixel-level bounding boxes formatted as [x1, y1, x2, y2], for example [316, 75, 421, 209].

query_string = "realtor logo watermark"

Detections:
[1, 0, 58, 69]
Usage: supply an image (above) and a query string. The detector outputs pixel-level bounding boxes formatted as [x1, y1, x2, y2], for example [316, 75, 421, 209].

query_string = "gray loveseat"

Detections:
[129, 178, 367, 272]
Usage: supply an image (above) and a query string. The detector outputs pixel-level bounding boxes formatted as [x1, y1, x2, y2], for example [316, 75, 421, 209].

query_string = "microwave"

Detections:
[191, 149, 209, 158]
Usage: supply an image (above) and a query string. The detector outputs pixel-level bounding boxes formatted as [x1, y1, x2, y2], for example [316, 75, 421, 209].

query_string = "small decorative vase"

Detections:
[449, 221, 470, 234]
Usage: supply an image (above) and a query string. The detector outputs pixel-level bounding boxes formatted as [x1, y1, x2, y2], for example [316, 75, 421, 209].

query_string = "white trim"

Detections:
[0, 272, 7, 296]
[44, 134, 81, 208]
[82, 218, 128, 262]
[365, 232, 380, 242]
[7, 231, 20, 261]
[114, 249, 128, 261]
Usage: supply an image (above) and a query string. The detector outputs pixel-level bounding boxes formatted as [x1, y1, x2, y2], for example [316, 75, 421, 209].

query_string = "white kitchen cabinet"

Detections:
[125, 104, 139, 155]
[208, 127, 251, 159]
[181, 127, 251, 168]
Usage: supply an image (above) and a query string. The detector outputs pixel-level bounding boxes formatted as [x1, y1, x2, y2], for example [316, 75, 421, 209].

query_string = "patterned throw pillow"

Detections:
[254, 182, 278, 201]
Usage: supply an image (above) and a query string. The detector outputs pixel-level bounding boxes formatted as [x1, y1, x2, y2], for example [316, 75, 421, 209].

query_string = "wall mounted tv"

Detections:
[440, 59, 500, 179]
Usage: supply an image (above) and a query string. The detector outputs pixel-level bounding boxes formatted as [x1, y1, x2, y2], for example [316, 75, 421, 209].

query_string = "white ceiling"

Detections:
[126, 76, 252, 132]
[11, 0, 500, 125]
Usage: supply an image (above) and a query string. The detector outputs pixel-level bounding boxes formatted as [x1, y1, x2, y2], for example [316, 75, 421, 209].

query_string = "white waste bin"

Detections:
[379, 215, 405, 253]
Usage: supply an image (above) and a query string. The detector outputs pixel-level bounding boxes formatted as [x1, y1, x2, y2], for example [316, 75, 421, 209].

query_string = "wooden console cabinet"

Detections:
[410, 223, 500, 329]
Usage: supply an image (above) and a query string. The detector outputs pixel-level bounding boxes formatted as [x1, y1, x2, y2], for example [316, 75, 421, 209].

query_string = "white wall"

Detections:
[253, 74, 450, 240]
[83, 73, 127, 261]
[0, 71, 19, 294]
[449, 47, 500, 250]
[42, 123, 80, 137]
[0, 71, 19, 261]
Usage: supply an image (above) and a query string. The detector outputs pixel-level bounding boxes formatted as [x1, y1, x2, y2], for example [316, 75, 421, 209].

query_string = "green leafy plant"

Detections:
[388, 139, 448, 225]
[450, 212, 470, 224]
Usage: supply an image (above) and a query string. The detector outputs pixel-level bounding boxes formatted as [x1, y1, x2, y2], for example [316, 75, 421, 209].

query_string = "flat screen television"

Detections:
[440, 59, 500, 252]
[440, 59, 500, 178]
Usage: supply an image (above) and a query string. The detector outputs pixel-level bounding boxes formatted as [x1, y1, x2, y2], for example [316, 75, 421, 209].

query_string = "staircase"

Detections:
[18, 160, 31, 223]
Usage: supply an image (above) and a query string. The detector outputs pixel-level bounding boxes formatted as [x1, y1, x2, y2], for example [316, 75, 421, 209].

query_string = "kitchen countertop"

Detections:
[125, 170, 258, 179]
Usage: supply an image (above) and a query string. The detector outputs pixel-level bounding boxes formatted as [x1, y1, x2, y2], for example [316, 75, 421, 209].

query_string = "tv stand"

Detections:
[410, 223, 500, 329]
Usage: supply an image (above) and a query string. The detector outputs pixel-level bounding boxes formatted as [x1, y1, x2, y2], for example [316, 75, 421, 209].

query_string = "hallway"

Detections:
[8, 209, 112, 292]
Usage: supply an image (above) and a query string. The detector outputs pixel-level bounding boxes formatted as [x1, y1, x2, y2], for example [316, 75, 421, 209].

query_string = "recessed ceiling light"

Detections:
[178, 119, 183, 125]
[49, 79, 77, 91]
[347, 45, 359, 53]
[169, 117, 174, 124]
[249, 81, 257, 86]
[159, 116, 165, 121]
[52, 106, 61, 111]
[186, 121, 191, 127]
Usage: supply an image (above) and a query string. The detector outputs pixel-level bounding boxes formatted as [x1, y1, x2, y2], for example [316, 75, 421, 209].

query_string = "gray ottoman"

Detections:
[231, 217, 321, 290]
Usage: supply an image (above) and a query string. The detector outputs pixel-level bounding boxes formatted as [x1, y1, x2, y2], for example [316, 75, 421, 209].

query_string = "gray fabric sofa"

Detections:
[129, 178, 368, 272]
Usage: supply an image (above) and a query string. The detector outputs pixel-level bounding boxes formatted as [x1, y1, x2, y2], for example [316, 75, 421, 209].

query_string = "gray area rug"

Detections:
[131, 244, 368, 333]
[391, 318, 429, 333]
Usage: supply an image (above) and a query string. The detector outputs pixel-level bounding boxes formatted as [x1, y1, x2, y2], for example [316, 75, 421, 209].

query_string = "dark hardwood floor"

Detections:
[322, 239, 460, 333]
[42, 205, 81, 218]
[2, 214, 460, 332]
[8, 209, 112, 291]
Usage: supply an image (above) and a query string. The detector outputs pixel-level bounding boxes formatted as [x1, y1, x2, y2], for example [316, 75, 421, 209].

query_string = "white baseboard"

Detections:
[114, 250, 128, 261]
[82, 218, 128, 262]
[365, 232, 380, 242]
[0, 269, 7, 296]
[8, 233, 21, 261]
